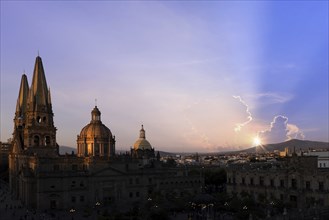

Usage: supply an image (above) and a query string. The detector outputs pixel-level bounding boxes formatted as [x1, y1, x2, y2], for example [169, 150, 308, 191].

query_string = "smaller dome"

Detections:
[133, 125, 152, 150]
[134, 139, 152, 150]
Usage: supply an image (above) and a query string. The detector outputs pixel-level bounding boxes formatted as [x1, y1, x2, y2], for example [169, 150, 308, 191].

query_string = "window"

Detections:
[280, 179, 284, 187]
[50, 200, 56, 209]
[259, 177, 264, 186]
[291, 179, 297, 189]
[250, 178, 254, 186]
[290, 195, 297, 202]
[80, 196, 84, 202]
[233, 177, 236, 185]
[135, 178, 139, 184]
[148, 178, 152, 184]
[71, 181, 76, 187]
[319, 182, 324, 191]
[71, 196, 76, 203]
[129, 192, 133, 198]
[129, 178, 133, 184]
[136, 192, 140, 197]
[34, 135, 40, 146]
[45, 136, 51, 146]
[242, 177, 245, 185]
[270, 179, 274, 187]
[306, 181, 311, 190]
[280, 194, 284, 200]
[72, 164, 78, 171]
[53, 165, 59, 171]
[80, 181, 84, 187]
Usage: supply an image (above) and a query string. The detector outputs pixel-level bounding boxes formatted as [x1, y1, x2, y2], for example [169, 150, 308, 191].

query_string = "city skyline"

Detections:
[1, 1, 328, 152]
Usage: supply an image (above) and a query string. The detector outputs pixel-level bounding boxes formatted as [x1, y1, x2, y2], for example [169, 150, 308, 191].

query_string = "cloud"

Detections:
[245, 92, 294, 106]
[233, 95, 253, 132]
[258, 115, 305, 144]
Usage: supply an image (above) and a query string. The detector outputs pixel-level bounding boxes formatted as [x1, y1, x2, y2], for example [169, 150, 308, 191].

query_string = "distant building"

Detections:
[304, 151, 329, 168]
[226, 154, 329, 209]
[9, 56, 203, 211]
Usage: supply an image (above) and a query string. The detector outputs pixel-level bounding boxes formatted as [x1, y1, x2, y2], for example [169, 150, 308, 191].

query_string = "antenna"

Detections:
[95, 98, 97, 107]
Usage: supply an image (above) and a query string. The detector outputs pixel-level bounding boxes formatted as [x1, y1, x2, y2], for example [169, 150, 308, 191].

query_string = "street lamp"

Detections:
[69, 208, 76, 220]
[95, 202, 101, 215]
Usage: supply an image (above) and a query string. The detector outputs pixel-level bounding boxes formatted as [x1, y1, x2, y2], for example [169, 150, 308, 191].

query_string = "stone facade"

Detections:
[226, 154, 329, 209]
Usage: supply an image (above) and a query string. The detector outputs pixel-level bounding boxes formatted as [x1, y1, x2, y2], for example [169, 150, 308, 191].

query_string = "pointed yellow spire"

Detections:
[15, 74, 29, 115]
[29, 56, 49, 107]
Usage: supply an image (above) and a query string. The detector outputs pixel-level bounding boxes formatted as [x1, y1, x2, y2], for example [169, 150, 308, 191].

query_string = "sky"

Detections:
[0, 1, 328, 153]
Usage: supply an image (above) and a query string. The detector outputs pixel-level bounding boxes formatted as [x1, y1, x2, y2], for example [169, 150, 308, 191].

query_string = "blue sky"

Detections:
[1, 1, 328, 152]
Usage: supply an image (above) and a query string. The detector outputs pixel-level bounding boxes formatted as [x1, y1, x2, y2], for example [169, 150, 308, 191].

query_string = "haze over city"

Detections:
[1, 1, 328, 152]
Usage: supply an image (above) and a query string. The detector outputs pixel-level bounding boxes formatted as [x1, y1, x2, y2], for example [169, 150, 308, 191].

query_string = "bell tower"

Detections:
[13, 56, 58, 154]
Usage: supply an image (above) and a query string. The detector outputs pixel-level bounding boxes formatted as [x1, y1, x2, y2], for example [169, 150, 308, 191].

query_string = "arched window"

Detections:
[34, 135, 40, 146]
[45, 136, 51, 146]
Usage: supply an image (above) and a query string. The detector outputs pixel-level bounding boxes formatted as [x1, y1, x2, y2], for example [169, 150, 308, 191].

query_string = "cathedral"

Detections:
[9, 56, 203, 211]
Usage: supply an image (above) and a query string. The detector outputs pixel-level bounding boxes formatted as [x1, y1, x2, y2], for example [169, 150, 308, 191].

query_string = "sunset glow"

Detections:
[0, 1, 328, 152]
[253, 137, 262, 146]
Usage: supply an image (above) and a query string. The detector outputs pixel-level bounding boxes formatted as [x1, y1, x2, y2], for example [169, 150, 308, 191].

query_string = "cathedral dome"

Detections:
[77, 106, 116, 157]
[79, 106, 112, 139]
[133, 125, 152, 150]
[80, 122, 112, 138]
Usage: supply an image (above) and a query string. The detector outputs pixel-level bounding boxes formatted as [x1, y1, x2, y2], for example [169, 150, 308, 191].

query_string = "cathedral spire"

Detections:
[48, 87, 52, 105]
[29, 56, 49, 107]
[15, 74, 29, 116]
[13, 56, 57, 153]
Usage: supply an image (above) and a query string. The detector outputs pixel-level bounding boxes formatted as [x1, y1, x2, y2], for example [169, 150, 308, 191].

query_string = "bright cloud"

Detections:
[233, 95, 253, 132]
[258, 115, 305, 144]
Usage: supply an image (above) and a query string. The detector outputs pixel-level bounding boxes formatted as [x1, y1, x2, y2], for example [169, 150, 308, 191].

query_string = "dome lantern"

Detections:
[91, 106, 101, 122]
[140, 125, 145, 139]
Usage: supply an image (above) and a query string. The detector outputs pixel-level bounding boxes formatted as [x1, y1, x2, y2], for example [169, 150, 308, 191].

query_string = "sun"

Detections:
[253, 137, 262, 146]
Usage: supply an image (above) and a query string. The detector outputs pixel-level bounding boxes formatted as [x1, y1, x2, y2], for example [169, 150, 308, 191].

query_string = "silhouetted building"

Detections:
[226, 154, 329, 209]
[9, 56, 203, 211]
